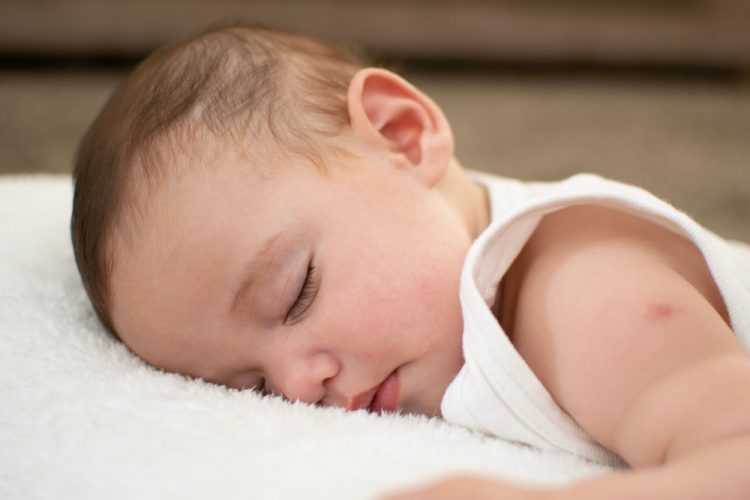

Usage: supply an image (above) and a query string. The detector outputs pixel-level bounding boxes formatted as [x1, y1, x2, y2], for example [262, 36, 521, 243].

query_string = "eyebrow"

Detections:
[230, 229, 288, 314]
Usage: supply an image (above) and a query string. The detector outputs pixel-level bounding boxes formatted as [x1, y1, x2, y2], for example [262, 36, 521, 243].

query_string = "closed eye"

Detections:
[285, 264, 318, 324]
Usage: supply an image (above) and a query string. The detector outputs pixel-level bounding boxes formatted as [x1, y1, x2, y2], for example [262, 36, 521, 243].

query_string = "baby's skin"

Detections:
[108, 67, 750, 499]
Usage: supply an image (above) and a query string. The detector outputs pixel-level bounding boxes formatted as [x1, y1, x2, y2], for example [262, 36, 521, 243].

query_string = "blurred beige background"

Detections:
[1, 0, 748, 241]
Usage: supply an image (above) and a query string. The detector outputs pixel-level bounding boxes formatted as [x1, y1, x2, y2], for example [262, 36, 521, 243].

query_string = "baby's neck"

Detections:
[436, 159, 490, 241]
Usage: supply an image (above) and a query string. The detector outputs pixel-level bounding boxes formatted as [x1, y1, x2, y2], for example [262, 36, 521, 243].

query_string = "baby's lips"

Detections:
[347, 384, 380, 411]
[369, 370, 400, 414]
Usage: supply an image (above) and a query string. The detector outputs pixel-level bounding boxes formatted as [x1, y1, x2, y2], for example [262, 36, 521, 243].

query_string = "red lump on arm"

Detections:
[644, 302, 681, 321]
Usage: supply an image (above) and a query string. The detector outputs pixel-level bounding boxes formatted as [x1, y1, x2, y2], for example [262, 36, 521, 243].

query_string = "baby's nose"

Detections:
[274, 351, 340, 405]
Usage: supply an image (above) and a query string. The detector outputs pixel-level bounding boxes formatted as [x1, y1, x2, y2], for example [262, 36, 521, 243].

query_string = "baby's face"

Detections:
[109, 150, 471, 416]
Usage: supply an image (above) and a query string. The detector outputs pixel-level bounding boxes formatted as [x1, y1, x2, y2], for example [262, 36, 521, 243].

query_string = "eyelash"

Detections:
[285, 264, 318, 324]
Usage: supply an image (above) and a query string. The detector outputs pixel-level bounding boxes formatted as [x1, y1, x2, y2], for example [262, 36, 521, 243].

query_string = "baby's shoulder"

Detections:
[505, 203, 729, 331]
[500, 203, 740, 461]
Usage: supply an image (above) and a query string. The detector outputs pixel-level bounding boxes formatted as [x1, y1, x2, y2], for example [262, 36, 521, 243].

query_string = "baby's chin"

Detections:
[403, 376, 457, 419]
[404, 400, 445, 419]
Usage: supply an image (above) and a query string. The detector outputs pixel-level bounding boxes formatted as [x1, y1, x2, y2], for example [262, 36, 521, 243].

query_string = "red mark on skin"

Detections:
[645, 302, 677, 321]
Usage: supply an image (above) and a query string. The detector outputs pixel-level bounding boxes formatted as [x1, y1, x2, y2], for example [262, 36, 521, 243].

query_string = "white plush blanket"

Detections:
[0, 175, 611, 500]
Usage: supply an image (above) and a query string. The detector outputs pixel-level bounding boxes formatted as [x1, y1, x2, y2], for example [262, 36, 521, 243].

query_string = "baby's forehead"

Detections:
[107, 149, 311, 328]
[114, 143, 277, 245]
[123, 132, 252, 209]
[114, 126, 362, 260]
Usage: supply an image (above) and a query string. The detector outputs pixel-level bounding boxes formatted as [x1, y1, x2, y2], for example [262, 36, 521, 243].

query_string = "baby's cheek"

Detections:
[414, 272, 463, 328]
[418, 259, 463, 310]
[322, 270, 390, 336]
[414, 276, 449, 312]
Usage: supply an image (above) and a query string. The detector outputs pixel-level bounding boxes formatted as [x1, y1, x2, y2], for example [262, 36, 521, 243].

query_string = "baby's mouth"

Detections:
[348, 369, 400, 413]
[348, 382, 378, 411]
[367, 370, 400, 414]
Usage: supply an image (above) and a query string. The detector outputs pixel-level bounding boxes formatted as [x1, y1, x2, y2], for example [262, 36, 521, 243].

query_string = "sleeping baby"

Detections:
[71, 24, 750, 499]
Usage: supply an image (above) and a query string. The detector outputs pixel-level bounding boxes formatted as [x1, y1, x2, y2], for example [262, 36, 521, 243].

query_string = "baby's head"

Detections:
[71, 24, 487, 416]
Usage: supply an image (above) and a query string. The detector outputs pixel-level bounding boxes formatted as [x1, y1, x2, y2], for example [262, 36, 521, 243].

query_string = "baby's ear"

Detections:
[347, 68, 454, 187]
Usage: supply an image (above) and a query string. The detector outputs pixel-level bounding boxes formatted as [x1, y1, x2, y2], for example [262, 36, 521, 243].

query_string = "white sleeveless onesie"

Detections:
[441, 172, 750, 466]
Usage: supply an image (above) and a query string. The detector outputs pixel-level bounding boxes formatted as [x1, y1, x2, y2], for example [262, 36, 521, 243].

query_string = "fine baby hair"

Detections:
[71, 24, 368, 336]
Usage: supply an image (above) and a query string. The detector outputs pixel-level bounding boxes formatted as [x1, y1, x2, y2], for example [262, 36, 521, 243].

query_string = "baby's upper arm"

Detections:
[509, 205, 750, 467]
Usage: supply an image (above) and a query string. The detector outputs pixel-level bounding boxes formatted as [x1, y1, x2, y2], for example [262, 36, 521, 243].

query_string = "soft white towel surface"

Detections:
[0, 175, 611, 500]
